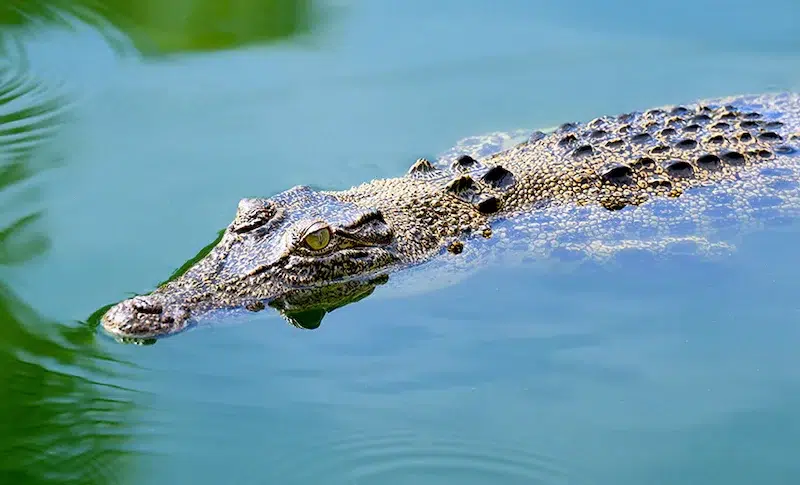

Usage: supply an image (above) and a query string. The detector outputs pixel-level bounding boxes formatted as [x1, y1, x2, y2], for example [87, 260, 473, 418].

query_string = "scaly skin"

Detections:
[101, 92, 800, 340]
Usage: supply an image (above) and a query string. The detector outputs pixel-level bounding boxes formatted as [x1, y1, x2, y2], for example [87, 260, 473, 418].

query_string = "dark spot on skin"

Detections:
[659, 128, 677, 137]
[645, 122, 660, 130]
[588, 117, 607, 128]
[408, 158, 436, 174]
[572, 145, 594, 158]
[667, 117, 685, 127]
[741, 120, 760, 129]
[632, 157, 656, 168]
[454, 155, 479, 170]
[476, 195, 501, 214]
[711, 122, 730, 130]
[696, 154, 722, 170]
[617, 124, 631, 134]
[445, 175, 476, 194]
[707, 135, 726, 144]
[648, 177, 672, 189]
[618, 113, 635, 123]
[161, 315, 174, 324]
[765, 121, 784, 129]
[650, 145, 670, 155]
[738, 132, 754, 142]
[675, 139, 698, 149]
[699, 105, 713, 113]
[661, 160, 694, 178]
[722, 151, 746, 165]
[670, 106, 690, 115]
[691, 114, 712, 123]
[529, 131, 546, 142]
[631, 133, 651, 143]
[559, 122, 578, 132]
[447, 241, 464, 254]
[481, 227, 492, 238]
[683, 124, 701, 133]
[481, 165, 515, 189]
[645, 109, 665, 118]
[757, 149, 773, 159]
[605, 139, 625, 149]
[558, 134, 578, 147]
[590, 129, 608, 138]
[774, 145, 797, 155]
[600, 162, 633, 184]
[719, 112, 737, 120]
[758, 132, 782, 142]
[744, 112, 761, 119]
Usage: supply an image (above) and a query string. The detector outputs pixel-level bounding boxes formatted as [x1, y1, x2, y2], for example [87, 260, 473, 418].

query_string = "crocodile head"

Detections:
[101, 185, 400, 340]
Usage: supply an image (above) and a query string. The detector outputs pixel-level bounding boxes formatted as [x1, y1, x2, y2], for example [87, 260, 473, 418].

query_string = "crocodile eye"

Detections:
[303, 224, 331, 250]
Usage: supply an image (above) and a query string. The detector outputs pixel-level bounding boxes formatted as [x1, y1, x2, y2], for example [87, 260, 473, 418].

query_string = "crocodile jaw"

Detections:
[101, 294, 195, 339]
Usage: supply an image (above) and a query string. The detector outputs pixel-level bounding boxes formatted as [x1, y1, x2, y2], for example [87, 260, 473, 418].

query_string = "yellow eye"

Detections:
[303, 225, 331, 250]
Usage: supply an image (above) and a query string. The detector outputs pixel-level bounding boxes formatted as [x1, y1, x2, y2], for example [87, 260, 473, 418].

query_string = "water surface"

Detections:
[2, 0, 800, 483]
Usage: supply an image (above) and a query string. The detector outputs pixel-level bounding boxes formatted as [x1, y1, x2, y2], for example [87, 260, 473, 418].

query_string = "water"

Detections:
[2, 0, 800, 483]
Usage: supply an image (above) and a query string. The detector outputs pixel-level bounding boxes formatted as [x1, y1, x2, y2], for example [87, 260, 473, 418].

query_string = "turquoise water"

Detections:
[3, 0, 800, 483]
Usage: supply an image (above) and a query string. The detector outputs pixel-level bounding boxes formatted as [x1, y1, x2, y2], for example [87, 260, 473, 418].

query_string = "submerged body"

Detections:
[102, 93, 800, 340]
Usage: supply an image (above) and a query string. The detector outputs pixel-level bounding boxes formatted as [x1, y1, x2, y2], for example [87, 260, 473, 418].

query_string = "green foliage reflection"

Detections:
[0, 34, 139, 485]
[0, 0, 317, 55]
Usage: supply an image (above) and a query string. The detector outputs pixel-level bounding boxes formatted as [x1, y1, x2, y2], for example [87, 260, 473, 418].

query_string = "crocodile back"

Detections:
[387, 93, 800, 293]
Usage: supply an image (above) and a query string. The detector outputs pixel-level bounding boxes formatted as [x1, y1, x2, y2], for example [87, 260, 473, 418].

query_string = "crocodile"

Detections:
[101, 92, 800, 341]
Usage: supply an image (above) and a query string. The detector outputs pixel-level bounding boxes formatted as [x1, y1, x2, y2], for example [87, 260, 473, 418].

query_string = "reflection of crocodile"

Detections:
[102, 93, 800, 340]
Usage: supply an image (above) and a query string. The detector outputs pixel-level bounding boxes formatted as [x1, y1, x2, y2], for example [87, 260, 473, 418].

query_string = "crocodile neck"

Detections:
[333, 160, 550, 263]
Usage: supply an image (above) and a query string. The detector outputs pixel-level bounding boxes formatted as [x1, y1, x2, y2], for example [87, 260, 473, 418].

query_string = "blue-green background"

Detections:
[2, 1, 800, 483]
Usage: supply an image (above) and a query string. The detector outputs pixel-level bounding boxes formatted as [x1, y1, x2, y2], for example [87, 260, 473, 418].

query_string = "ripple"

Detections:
[271, 428, 577, 484]
[0, 33, 70, 159]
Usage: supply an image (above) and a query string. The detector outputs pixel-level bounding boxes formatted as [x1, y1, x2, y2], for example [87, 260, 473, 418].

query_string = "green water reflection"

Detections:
[0, 0, 320, 481]
[0, 32, 138, 485]
[1, 0, 318, 55]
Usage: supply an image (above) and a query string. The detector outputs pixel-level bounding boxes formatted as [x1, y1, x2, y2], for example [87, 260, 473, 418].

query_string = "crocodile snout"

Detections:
[101, 294, 191, 339]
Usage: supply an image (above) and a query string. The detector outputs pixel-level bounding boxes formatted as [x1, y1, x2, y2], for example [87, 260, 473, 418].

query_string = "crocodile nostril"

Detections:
[102, 296, 193, 339]
[131, 296, 163, 314]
